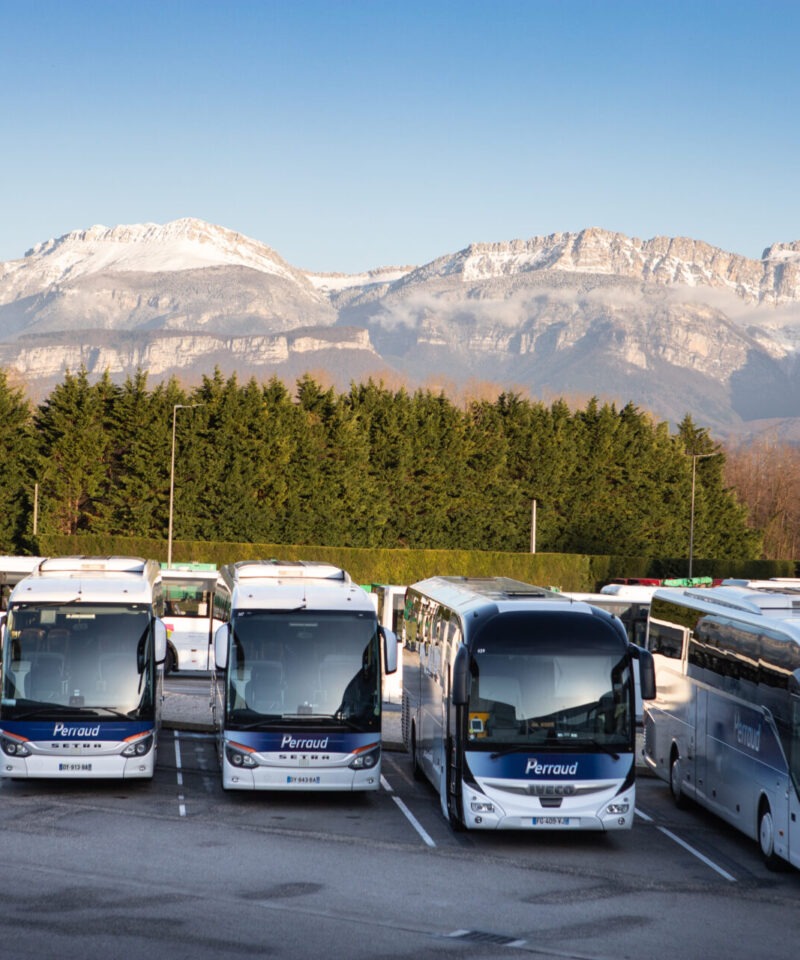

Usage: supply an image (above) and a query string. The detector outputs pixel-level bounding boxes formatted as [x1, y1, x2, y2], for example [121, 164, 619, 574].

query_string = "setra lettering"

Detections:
[52, 722, 101, 738]
[280, 734, 329, 751]
[525, 758, 579, 777]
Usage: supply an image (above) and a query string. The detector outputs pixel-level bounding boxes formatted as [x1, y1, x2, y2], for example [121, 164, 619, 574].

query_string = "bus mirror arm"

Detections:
[452, 645, 470, 706]
[634, 646, 656, 700]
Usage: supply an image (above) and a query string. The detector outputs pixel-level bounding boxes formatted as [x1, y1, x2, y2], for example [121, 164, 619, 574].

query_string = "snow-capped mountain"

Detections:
[2, 218, 800, 439]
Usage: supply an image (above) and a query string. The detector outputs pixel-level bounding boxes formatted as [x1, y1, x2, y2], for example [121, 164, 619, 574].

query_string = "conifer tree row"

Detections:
[0, 366, 763, 559]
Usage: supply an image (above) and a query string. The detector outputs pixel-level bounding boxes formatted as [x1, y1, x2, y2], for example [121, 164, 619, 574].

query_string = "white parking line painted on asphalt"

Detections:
[174, 730, 186, 816]
[381, 774, 436, 847]
[657, 826, 737, 881]
[636, 806, 736, 881]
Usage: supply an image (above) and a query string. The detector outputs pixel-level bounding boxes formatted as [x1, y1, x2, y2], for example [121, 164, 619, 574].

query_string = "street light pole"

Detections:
[687, 452, 719, 578]
[167, 403, 203, 567]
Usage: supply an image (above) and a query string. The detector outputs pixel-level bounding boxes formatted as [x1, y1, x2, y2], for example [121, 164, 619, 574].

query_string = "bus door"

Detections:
[443, 620, 465, 827]
[789, 693, 800, 868]
[693, 683, 709, 806]
[419, 607, 444, 780]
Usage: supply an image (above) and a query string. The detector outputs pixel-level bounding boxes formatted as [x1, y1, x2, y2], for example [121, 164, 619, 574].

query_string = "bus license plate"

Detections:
[532, 816, 573, 826]
[59, 763, 92, 772]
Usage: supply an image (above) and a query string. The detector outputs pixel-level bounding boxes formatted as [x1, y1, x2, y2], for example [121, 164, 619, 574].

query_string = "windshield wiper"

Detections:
[231, 717, 284, 729]
[489, 744, 537, 759]
[89, 707, 137, 720]
[579, 738, 620, 760]
[3, 705, 91, 720]
[4, 705, 139, 721]
[281, 712, 335, 720]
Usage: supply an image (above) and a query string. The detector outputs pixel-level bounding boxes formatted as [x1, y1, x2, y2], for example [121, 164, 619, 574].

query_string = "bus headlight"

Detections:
[226, 744, 257, 768]
[122, 734, 153, 757]
[606, 801, 630, 815]
[1, 733, 31, 757]
[470, 801, 495, 813]
[349, 746, 380, 769]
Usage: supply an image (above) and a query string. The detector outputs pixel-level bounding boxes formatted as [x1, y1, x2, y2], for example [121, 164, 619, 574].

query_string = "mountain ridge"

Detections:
[2, 218, 800, 440]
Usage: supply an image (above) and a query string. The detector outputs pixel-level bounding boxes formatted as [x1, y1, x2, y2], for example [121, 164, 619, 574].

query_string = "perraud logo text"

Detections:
[52, 722, 101, 737]
[525, 758, 579, 776]
[734, 711, 761, 752]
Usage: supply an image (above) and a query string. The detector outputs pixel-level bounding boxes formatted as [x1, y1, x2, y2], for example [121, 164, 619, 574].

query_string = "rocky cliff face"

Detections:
[2, 220, 800, 436]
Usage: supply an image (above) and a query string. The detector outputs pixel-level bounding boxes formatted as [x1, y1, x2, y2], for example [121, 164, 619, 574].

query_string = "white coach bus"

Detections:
[401, 577, 655, 831]
[160, 563, 231, 673]
[213, 560, 397, 791]
[0, 556, 167, 780]
[643, 585, 800, 869]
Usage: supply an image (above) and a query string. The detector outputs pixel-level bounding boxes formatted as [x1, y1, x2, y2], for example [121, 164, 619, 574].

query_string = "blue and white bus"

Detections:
[401, 577, 655, 831]
[0, 556, 167, 780]
[213, 560, 397, 791]
[643, 585, 800, 869]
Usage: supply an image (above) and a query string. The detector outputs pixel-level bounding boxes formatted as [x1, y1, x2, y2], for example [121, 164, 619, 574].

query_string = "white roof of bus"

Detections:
[225, 560, 349, 582]
[600, 584, 659, 600]
[410, 577, 598, 618]
[8, 556, 159, 605]
[721, 578, 800, 593]
[0, 555, 45, 576]
[161, 567, 221, 583]
[653, 585, 800, 620]
[10, 572, 156, 605]
[231, 579, 375, 614]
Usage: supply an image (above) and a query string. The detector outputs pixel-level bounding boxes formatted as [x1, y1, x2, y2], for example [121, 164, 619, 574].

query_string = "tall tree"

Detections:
[0, 371, 35, 549]
[34, 368, 114, 535]
[103, 372, 185, 537]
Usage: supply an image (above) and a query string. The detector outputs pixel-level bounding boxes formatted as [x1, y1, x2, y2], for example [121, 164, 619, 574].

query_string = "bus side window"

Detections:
[648, 621, 685, 660]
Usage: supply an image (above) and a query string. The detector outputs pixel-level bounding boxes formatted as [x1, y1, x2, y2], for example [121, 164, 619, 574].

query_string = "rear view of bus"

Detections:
[213, 560, 397, 791]
[0, 556, 167, 779]
[160, 563, 231, 672]
[402, 577, 656, 831]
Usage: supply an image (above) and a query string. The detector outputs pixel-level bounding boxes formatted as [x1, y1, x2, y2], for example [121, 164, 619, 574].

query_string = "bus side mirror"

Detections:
[452, 644, 470, 706]
[637, 646, 656, 700]
[381, 627, 398, 674]
[154, 620, 167, 665]
[214, 623, 230, 671]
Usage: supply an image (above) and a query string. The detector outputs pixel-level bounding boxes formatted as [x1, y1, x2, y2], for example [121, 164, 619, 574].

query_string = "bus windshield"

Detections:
[226, 609, 380, 731]
[2, 604, 154, 717]
[163, 578, 216, 618]
[467, 611, 633, 749]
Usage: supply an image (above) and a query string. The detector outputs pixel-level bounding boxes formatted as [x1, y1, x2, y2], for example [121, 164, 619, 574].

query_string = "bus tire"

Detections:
[164, 645, 176, 675]
[758, 800, 785, 871]
[669, 749, 689, 809]
[411, 725, 425, 781]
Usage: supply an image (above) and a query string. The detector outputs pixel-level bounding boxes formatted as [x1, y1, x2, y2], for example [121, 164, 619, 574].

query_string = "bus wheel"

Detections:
[411, 725, 424, 781]
[164, 646, 176, 675]
[758, 801, 785, 871]
[669, 749, 688, 809]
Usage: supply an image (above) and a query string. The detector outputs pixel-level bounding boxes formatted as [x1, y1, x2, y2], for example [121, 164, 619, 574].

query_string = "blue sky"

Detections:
[1, 0, 798, 272]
